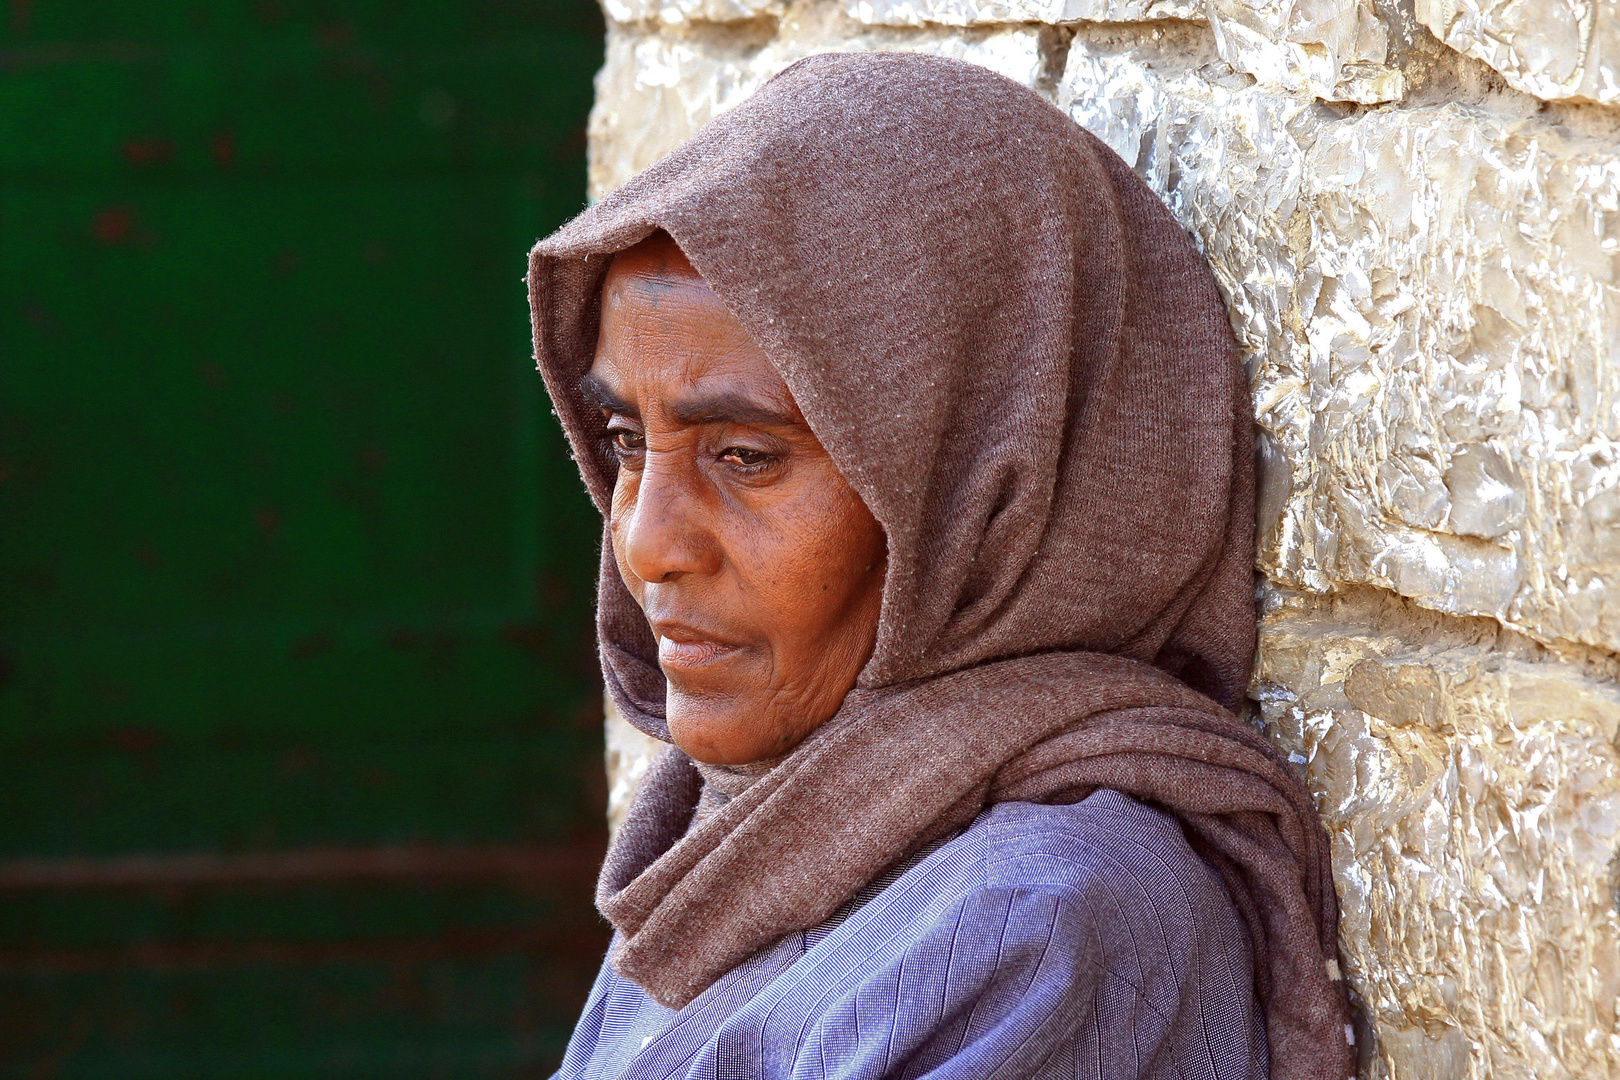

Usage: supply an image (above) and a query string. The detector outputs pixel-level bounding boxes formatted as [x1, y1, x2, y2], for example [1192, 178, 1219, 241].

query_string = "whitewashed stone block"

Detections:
[606, 700, 664, 834]
[588, 12, 1048, 197]
[600, 0, 1203, 30]
[1207, 0, 1404, 103]
[1255, 588, 1620, 1080]
[832, 0, 1400, 105]
[1417, 0, 1620, 105]
[1060, 34, 1620, 656]
[842, 0, 1204, 29]
[599, 0, 1402, 106]
[602, 0, 787, 26]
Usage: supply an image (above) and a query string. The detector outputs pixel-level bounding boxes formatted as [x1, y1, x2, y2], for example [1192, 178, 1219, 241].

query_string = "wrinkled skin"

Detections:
[584, 234, 888, 766]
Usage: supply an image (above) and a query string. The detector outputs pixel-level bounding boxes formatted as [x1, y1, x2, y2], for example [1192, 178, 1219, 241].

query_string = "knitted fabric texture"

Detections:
[527, 51, 1353, 1080]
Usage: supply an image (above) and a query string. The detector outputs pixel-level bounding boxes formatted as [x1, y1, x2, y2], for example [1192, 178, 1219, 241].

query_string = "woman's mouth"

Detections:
[654, 622, 744, 670]
[658, 638, 740, 668]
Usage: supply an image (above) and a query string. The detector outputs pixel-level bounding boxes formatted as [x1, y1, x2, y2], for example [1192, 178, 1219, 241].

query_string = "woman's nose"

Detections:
[618, 459, 720, 584]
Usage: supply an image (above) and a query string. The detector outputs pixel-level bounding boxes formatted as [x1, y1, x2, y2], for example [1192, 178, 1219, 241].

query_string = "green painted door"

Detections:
[0, 3, 609, 1075]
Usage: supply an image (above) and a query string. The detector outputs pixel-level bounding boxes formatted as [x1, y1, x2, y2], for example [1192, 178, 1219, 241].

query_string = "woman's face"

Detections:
[585, 236, 887, 765]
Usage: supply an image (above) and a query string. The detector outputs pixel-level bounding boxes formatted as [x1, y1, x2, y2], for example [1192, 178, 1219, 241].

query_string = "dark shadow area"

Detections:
[0, 1, 609, 1075]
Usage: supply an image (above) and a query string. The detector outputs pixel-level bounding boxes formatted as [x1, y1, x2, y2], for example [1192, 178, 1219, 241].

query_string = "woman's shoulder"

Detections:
[831, 789, 1245, 948]
[778, 793, 1263, 1079]
[862, 789, 1252, 968]
[972, 789, 1229, 900]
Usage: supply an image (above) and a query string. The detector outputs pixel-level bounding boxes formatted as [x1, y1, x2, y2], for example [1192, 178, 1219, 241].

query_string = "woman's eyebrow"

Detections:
[669, 392, 798, 428]
[579, 373, 636, 418]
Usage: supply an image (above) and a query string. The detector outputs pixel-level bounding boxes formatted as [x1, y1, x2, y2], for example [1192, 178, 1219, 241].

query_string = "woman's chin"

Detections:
[670, 735, 768, 767]
[666, 701, 785, 766]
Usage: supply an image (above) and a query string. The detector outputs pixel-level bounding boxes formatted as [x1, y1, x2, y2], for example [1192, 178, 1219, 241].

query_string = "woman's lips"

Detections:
[655, 630, 743, 670]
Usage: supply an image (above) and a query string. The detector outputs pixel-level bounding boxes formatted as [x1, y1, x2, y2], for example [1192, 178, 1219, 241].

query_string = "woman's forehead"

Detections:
[601, 260, 722, 322]
[581, 359, 803, 430]
[604, 231, 701, 290]
[589, 267, 802, 427]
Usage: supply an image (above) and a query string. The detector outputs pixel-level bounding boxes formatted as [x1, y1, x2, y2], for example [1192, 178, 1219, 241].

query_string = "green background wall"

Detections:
[0, 2, 609, 1075]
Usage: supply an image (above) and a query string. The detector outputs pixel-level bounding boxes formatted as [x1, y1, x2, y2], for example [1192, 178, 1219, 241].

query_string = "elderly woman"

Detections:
[529, 53, 1352, 1080]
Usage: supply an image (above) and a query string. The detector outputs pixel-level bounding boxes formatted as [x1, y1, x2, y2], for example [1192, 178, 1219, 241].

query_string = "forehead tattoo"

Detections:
[612, 252, 701, 307]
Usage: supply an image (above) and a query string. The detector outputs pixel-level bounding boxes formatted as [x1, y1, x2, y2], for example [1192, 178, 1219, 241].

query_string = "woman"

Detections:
[529, 52, 1353, 1080]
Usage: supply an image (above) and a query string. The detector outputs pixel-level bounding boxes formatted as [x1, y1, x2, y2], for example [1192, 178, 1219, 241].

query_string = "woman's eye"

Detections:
[721, 446, 773, 470]
[609, 428, 645, 455]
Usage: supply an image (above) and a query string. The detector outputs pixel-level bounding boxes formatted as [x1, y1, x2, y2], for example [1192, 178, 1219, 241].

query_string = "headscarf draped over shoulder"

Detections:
[528, 51, 1353, 1080]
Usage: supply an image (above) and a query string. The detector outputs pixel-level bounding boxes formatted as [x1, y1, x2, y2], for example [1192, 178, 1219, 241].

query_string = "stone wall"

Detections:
[582, 1, 1620, 1075]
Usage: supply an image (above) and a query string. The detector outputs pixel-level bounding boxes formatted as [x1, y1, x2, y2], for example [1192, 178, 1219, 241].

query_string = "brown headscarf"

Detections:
[529, 51, 1352, 1080]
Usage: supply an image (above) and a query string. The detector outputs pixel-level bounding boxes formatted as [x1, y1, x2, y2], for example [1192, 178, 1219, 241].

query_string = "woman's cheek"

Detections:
[607, 504, 644, 604]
